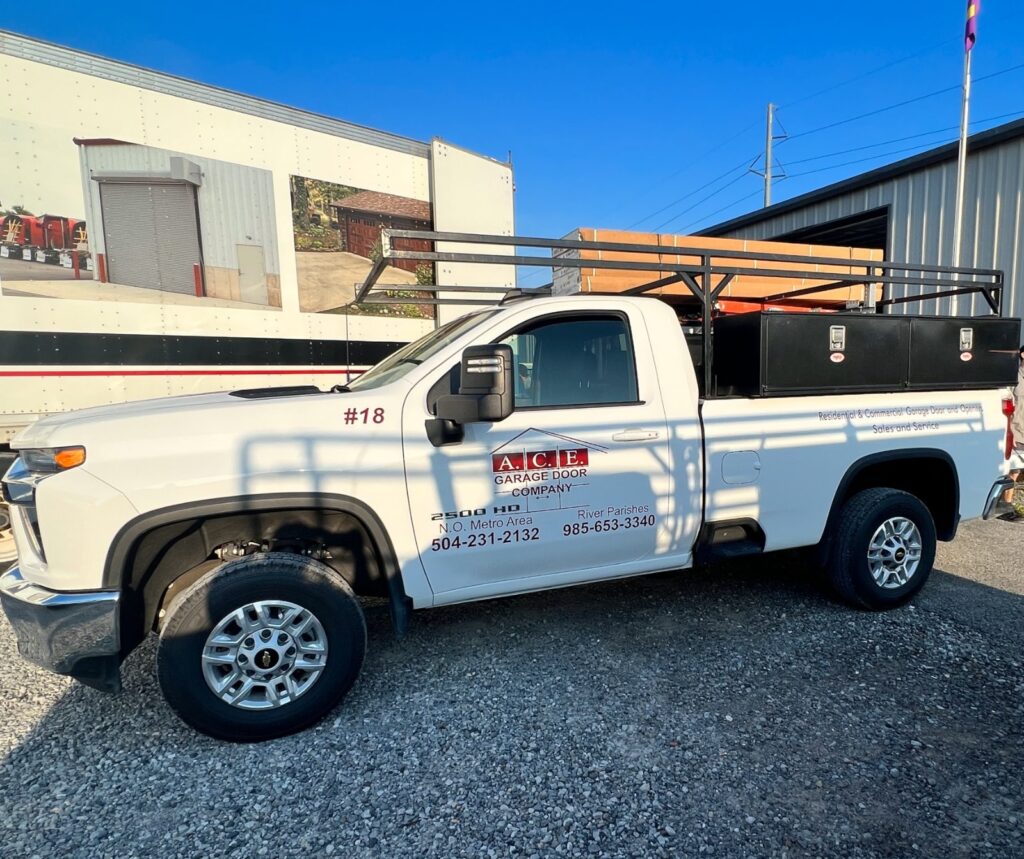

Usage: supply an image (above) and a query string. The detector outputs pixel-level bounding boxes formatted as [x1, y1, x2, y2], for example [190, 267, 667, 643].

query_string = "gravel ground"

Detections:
[0, 519, 1022, 858]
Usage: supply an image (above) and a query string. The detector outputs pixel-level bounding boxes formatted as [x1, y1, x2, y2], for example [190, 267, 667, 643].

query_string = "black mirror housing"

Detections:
[434, 343, 514, 425]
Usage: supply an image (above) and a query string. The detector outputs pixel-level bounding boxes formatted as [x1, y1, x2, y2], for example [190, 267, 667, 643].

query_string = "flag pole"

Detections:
[951, 48, 972, 272]
[951, 0, 978, 315]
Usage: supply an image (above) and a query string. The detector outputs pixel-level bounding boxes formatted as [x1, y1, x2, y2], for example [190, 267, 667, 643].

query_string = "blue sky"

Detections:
[7, 1, 1023, 259]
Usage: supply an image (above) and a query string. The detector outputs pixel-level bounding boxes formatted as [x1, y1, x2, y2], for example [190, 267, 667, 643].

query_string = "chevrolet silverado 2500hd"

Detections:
[2, 233, 1020, 740]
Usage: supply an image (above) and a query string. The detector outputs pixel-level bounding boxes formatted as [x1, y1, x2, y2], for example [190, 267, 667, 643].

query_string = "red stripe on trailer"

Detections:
[97, 253, 107, 283]
[0, 368, 366, 378]
[193, 263, 204, 297]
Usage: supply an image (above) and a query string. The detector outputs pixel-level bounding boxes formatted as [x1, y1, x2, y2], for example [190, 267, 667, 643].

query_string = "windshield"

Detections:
[347, 309, 501, 391]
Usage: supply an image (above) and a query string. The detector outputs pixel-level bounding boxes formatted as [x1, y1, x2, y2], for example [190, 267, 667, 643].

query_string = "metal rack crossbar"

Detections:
[353, 229, 1005, 395]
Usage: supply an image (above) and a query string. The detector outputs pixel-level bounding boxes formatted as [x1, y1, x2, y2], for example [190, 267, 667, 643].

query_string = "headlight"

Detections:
[1, 446, 86, 505]
[20, 446, 87, 473]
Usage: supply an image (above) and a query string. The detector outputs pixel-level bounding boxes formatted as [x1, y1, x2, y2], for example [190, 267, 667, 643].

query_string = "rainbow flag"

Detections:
[965, 0, 980, 52]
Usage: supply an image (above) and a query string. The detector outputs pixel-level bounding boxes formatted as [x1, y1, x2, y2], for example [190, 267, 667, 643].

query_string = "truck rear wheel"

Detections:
[826, 488, 936, 610]
[157, 552, 366, 741]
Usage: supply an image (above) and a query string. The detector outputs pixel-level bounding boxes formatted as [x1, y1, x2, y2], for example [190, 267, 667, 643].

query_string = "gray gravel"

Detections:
[1, 519, 1022, 858]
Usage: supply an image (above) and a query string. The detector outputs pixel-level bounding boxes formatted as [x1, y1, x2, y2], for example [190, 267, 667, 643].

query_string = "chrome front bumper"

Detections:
[982, 477, 1016, 520]
[0, 566, 122, 692]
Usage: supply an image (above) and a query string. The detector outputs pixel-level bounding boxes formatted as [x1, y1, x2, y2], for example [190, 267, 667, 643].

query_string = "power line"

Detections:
[625, 37, 974, 229]
[611, 122, 760, 232]
[788, 61, 1024, 141]
[784, 109, 1024, 168]
[517, 262, 551, 285]
[627, 156, 754, 229]
[788, 84, 960, 140]
[638, 158, 761, 231]
[679, 190, 762, 233]
[785, 141, 953, 180]
[780, 38, 957, 110]
[784, 129, 957, 167]
[653, 171, 751, 232]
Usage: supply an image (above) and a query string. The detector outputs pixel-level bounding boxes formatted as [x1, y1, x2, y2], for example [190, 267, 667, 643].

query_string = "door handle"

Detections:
[611, 429, 661, 442]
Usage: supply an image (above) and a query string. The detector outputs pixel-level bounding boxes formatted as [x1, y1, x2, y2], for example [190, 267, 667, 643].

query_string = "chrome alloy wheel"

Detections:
[201, 600, 328, 710]
[866, 517, 923, 589]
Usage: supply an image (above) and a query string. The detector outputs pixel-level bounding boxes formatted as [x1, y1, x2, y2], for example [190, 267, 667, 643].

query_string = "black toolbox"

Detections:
[907, 317, 1020, 390]
[711, 311, 1020, 397]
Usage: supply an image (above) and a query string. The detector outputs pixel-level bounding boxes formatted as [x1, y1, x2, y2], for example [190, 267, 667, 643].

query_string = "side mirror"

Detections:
[432, 344, 514, 430]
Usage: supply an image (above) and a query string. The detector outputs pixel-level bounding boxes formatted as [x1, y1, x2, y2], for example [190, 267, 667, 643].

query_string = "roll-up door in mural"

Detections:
[99, 181, 202, 295]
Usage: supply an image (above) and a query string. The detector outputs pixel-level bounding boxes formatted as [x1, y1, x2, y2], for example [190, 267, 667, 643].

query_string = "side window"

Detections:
[501, 315, 639, 408]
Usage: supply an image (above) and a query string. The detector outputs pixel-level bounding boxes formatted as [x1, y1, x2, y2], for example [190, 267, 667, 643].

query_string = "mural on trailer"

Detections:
[0, 128, 283, 310]
[290, 175, 435, 317]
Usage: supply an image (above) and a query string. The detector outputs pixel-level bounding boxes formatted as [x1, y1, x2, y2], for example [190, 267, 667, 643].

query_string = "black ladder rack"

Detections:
[351, 228, 1006, 396]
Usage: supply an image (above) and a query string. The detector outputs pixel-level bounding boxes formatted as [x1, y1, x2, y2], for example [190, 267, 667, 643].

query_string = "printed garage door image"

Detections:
[99, 181, 202, 295]
[78, 141, 283, 309]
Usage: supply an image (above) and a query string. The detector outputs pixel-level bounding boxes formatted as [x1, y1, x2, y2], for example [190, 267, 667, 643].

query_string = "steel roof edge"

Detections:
[0, 29, 432, 159]
[698, 117, 1024, 236]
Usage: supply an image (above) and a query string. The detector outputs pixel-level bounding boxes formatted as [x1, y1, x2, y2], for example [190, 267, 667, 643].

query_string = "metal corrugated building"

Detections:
[701, 119, 1024, 320]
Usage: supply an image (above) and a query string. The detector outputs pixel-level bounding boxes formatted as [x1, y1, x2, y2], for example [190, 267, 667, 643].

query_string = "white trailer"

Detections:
[0, 31, 516, 562]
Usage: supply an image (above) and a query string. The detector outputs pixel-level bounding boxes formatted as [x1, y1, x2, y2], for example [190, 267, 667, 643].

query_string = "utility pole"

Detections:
[751, 103, 786, 207]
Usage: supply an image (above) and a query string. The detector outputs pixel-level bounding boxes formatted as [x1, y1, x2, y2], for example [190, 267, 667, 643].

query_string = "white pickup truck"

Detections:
[2, 279, 1020, 739]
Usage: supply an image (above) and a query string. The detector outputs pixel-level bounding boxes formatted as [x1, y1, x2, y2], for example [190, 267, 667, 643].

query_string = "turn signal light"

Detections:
[53, 447, 87, 470]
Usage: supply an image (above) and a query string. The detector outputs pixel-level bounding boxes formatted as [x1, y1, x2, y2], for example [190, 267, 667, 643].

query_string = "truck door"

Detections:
[403, 308, 688, 603]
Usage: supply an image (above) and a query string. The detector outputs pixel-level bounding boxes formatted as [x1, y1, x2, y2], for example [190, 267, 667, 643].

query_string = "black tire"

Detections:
[157, 552, 366, 742]
[826, 487, 936, 610]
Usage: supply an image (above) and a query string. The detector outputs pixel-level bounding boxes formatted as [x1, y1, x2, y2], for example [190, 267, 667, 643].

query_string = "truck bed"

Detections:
[700, 387, 1009, 552]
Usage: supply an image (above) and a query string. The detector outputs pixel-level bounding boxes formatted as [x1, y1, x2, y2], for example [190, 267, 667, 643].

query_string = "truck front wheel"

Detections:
[156, 552, 366, 741]
[826, 488, 936, 610]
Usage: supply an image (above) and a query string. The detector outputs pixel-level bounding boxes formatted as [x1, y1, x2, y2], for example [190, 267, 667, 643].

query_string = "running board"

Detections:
[694, 519, 766, 565]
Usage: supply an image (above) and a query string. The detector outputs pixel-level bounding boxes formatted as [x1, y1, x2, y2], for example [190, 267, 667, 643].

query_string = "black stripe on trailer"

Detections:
[0, 331, 406, 367]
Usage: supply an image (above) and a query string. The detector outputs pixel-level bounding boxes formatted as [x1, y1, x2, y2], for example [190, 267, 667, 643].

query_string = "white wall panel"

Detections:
[0, 35, 515, 438]
[430, 139, 515, 324]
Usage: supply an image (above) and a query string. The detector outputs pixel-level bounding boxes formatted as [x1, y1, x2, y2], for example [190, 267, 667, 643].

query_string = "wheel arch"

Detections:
[823, 448, 960, 548]
[104, 493, 411, 655]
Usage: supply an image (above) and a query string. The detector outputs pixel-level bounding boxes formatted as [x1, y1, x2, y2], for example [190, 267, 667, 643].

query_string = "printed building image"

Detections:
[290, 177, 439, 313]
[333, 190, 432, 274]
[78, 140, 282, 308]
